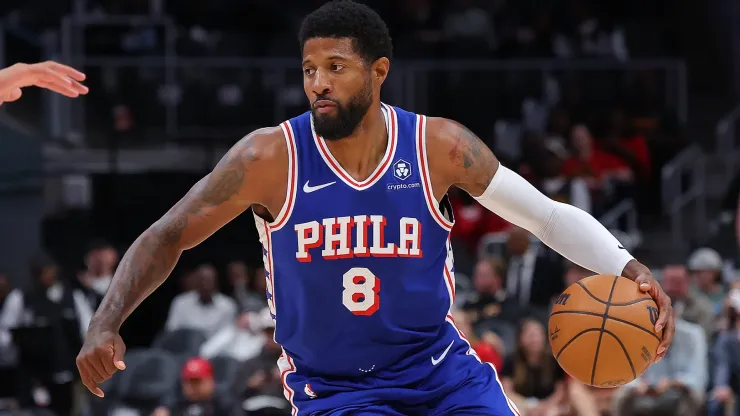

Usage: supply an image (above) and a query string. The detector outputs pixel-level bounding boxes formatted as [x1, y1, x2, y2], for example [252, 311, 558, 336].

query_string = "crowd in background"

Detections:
[1, 222, 740, 416]
[0, 0, 684, 151]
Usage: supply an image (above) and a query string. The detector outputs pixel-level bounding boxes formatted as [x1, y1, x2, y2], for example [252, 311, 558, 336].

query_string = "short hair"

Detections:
[86, 238, 114, 253]
[30, 251, 57, 278]
[299, 0, 393, 64]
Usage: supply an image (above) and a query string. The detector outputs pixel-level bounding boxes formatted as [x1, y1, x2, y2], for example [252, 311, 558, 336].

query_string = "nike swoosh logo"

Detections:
[303, 180, 336, 193]
[431, 340, 454, 366]
[618, 245, 625, 250]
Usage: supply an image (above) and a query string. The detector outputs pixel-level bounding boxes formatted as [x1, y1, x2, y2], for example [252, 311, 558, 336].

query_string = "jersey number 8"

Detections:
[342, 267, 380, 316]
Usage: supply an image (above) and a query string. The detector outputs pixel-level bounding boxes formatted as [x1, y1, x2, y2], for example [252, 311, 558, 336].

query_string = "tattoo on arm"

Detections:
[90, 141, 259, 332]
[445, 121, 497, 195]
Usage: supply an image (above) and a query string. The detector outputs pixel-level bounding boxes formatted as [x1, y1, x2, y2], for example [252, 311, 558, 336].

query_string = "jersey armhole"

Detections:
[415, 114, 455, 231]
[266, 121, 299, 231]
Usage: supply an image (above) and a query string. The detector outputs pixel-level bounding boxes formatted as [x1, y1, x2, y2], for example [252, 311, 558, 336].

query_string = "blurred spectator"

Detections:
[0, 272, 18, 401]
[0, 272, 11, 307]
[389, 0, 443, 55]
[0, 253, 92, 416]
[200, 310, 265, 362]
[501, 318, 566, 415]
[462, 257, 520, 323]
[152, 357, 243, 416]
[233, 308, 291, 415]
[688, 247, 727, 316]
[451, 309, 504, 369]
[228, 262, 267, 313]
[442, 0, 497, 53]
[165, 264, 237, 338]
[535, 141, 592, 213]
[0, 272, 11, 348]
[554, 1, 629, 61]
[717, 281, 740, 332]
[614, 319, 707, 416]
[737, 194, 740, 248]
[600, 107, 652, 182]
[662, 264, 715, 338]
[708, 288, 740, 416]
[251, 268, 268, 310]
[449, 188, 510, 276]
[76, 240, 119, 309]
[545, 107, 573, 147]
[563, 262, 593, 288]
[516, 132, 548, 183]
[504, 227, 564, 309]
[180, 269, 197, 293]
[512, 8, 558, 59]
[562, 124, 633, 197]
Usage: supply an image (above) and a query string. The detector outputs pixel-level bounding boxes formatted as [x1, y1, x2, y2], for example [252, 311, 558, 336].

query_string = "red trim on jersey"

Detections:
[270, 121, 298, 230]
[416, 115, 454, 230]
[313, 104, 397, 190]
[444, 264, 456, 303]
[263, 218, 277, 313]
[280, 352, 299, 415]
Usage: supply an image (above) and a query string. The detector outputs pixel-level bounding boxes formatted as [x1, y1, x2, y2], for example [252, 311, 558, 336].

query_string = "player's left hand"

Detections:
[0, 61, 88, 104]
[634, 271, 674, 363]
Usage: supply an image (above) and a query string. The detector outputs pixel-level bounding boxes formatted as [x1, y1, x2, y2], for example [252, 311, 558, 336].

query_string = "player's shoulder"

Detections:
[384, 108, 465, 150]
[419, 116, 497, 193]
[230, 125, 289, 168]
[424, 117, 471, 146]
[421, 116, 478, 169]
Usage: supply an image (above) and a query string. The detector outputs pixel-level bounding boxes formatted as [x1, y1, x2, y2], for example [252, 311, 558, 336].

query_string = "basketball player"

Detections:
[0, 61, 88, 104]
[77, 2, 674, 414]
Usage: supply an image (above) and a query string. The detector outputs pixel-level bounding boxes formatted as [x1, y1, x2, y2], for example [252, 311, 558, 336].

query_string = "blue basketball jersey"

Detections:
[251, 104, 522, 415]
[254, 103, 456, 365]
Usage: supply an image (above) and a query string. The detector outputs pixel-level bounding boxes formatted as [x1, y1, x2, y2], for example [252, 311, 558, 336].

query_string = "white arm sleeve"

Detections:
[473, 165, 634, 276]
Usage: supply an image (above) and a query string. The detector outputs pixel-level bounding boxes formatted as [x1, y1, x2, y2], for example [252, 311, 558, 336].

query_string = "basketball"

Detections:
[548, 274, 663, 388]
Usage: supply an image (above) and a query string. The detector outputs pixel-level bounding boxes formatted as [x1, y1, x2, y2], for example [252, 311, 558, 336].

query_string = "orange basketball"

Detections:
[548, 274, 663, 388]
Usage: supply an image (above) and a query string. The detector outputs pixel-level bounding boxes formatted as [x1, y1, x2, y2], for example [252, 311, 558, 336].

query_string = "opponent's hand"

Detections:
[0, 61, 88, 103]
[634, 270, 674, 363]
[76, 330, 127, 397]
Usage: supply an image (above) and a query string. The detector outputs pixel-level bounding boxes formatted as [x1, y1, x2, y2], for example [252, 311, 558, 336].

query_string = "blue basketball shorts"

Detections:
[278, 322, 521, 416]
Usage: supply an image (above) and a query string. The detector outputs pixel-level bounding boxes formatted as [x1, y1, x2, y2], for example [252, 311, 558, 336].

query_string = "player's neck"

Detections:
[324, 105, 388, 181]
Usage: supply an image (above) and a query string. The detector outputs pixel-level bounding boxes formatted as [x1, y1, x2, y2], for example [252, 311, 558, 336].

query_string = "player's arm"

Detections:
[92, 127, 284, 330]
[425, 117, 674, 360]
[77, 127, 287, 396]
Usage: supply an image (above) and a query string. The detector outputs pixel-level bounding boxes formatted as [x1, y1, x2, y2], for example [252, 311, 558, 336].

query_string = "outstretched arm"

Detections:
[89, 127, 284, 332]
[78, 127, 287, 396]
[426, 117, 674, 360]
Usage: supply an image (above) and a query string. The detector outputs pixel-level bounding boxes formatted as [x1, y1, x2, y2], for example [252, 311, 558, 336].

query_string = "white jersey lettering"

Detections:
[352, 215, 370, 257]
[398, 217, 422, 257]
[322, 216, 354, 259]
[294, 215, 422, 261]
[369, 215, 397, 257]
[295, 221, 323, 262]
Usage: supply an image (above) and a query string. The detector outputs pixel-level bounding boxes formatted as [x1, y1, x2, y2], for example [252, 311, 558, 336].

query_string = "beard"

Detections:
[311, 79, 373, 141]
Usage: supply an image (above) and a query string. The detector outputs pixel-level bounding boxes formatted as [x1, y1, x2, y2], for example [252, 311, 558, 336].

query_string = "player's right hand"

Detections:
[76, 330, 127, 397]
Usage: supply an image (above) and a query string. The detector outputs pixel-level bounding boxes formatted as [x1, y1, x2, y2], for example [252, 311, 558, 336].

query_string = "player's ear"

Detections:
[371, 57, 390, 84]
